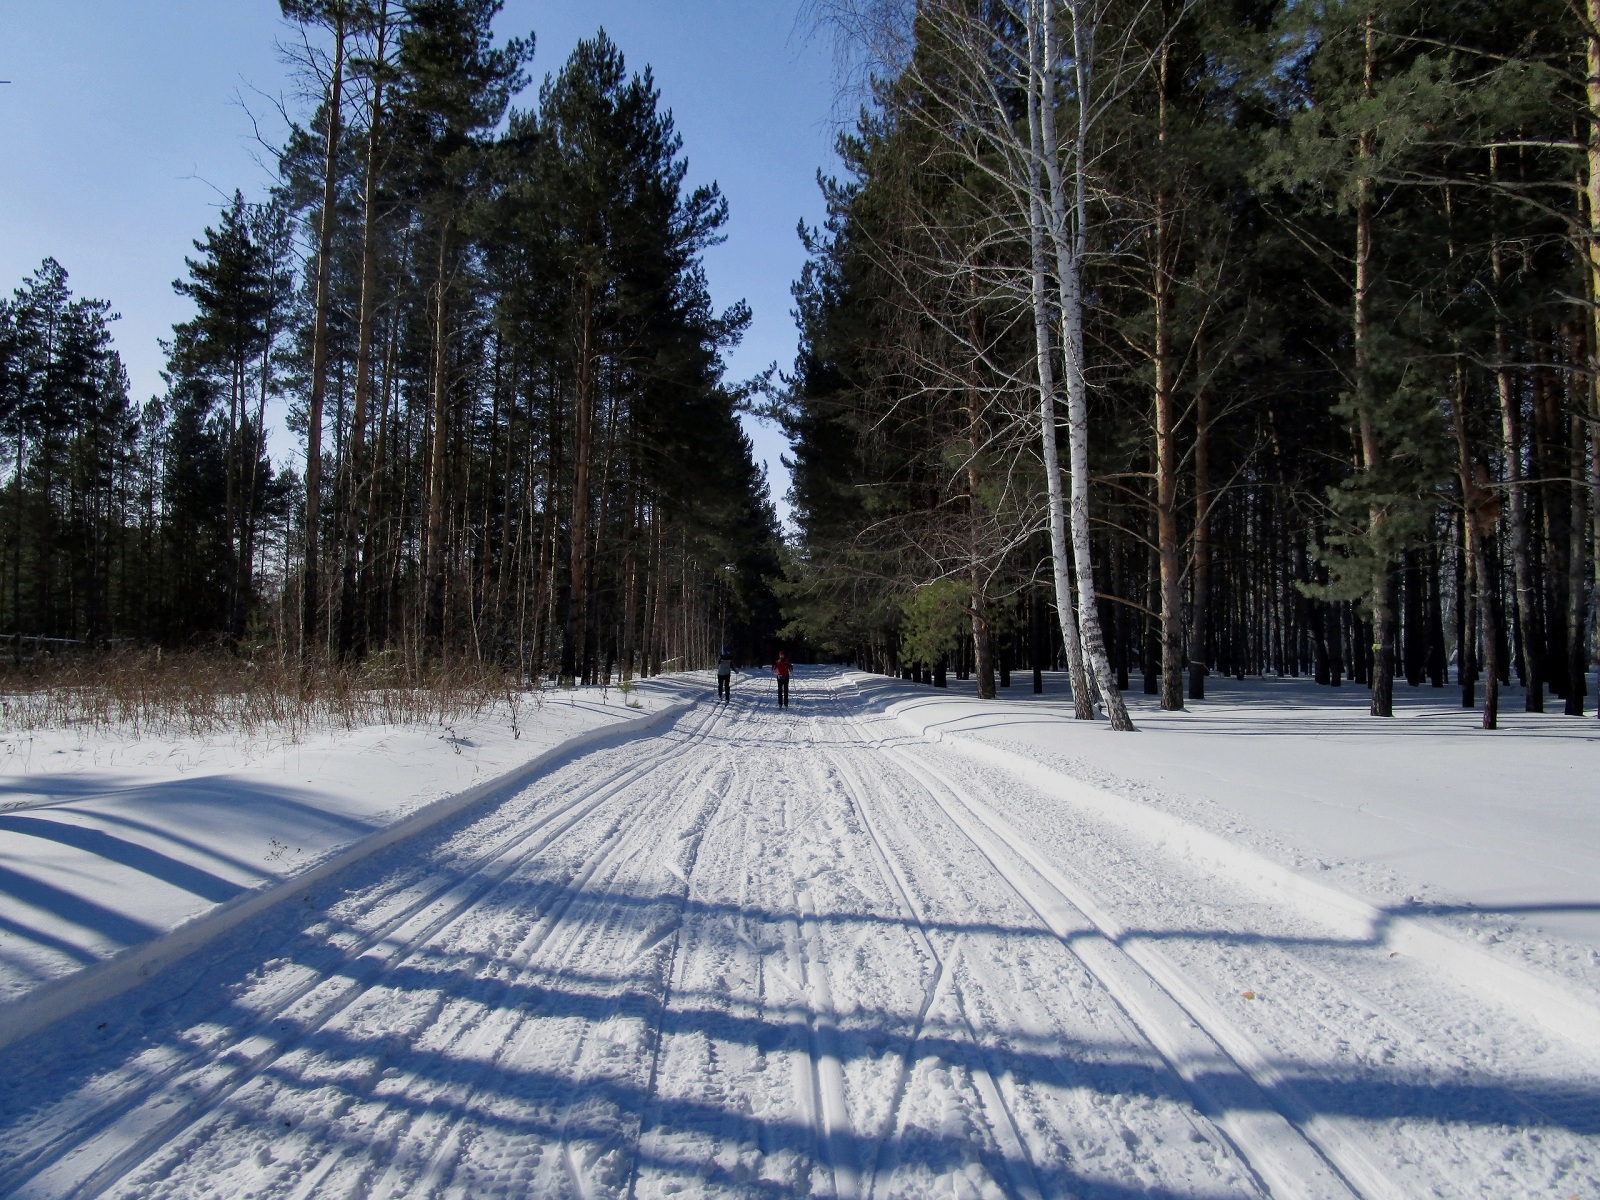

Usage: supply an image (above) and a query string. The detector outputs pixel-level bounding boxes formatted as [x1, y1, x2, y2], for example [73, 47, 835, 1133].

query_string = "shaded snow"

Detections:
[0, 681, 696, 1014]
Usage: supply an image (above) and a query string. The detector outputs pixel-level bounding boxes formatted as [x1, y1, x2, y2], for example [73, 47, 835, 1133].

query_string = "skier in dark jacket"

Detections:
[774, 650, 792, 708]
[716, 646, 733, 701]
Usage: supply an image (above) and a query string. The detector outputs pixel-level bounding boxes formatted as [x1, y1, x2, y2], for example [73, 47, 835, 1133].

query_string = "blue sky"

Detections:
[0, 1, 843, 526]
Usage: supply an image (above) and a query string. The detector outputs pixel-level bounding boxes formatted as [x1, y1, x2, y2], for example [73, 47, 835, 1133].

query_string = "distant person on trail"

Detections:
[774, 650, 792, 708]
[716, 645, 733, 701]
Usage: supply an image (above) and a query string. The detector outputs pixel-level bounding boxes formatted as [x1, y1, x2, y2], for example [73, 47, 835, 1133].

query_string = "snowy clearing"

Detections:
[0, 666, 1593, 1198]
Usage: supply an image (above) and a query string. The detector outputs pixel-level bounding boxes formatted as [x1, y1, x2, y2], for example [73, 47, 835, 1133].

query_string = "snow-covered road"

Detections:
[0, 669, 1593, 1198]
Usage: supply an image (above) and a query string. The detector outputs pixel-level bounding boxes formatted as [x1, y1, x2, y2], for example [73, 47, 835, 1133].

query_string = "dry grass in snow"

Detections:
[0, 650, 545, 741]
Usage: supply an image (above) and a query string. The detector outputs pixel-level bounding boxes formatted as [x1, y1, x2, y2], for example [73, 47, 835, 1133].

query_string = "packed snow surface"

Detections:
[0, 667, 1594, 1198]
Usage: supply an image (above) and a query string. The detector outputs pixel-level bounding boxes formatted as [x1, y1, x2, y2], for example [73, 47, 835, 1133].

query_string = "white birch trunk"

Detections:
[1037, 0, 1135, 730]
[1025, 6, 1094, 717]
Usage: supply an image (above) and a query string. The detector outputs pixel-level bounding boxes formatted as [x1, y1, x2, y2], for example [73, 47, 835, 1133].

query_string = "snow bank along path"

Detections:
[0, 684, 695, 1053]
[0, 667, 1593, 1198]
[878, 681, 1600, 1060]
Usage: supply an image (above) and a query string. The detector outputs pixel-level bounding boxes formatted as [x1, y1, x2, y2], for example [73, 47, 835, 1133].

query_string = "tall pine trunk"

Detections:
[1189, 347, 1211, 699]
[621, 481, 641, 681]
[340, 25, 389, 660]
[1568, 401, 1589, 715]
[234, 312, 274, 642]
[1152, 27, 1183, 711]
[565, 279, 596, 682]
[1583, 18, 1600, 719]
[1452, 361, 1499, 728]
[1355, 10, 1395, 718]
[1491, 214, 1541, 709]
[303, 11, 346, 656]
[423, 230, 452, 646]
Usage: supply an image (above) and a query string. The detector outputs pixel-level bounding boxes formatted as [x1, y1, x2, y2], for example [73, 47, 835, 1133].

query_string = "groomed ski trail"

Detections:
[0, 668, 1593, 1199]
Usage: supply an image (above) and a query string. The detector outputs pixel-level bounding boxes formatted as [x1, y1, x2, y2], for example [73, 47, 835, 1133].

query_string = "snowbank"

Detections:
[846, 669, 1600, 1049]
[0, 677, 703, 1049]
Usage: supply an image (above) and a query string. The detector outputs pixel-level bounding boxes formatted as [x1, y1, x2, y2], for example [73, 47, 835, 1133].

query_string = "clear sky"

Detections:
[0, 1, 842, 527]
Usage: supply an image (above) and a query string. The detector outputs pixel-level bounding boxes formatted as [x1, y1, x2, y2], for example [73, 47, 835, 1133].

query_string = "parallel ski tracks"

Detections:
[823, 679, 1380, 1199]
[318, 742, 732, 1200]
[3, 701, 723, 1200]
[816, 732, 1042, 1200]
[624, 699, 850, 1200]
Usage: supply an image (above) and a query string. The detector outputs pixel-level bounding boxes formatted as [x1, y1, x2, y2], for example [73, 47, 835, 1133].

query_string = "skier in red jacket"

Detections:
[774, 651, 792, 708]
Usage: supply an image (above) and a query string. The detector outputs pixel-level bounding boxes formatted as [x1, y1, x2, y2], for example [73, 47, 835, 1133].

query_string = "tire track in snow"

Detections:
[381, 739, 735, 1200]
[3, 702, 724, 1200]
[786, 705, 857, 1200]
[794, 879, 855, 1199]
[811, 675, 1260, 1199]
[820, 677, 1238, 1196]
[126, 730, 725, 1200]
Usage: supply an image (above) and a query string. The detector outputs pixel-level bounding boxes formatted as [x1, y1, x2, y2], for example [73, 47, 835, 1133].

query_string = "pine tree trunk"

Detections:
[566, 279, 596, 682]
[649, 514, 668, 676]
[222, 353, 242, 636]
[303, 12, 346, 656]
[1189, 361, 1211, 699]
[1492, 249, 1541, 709]
[423, 231, 452, 646]
[1452, 360, 1499, 728]
[235, 317, 273, 642]
[1582, 20, 1600, 718]
[621, 481, 640, 681]
[1568, 406, 1589, 714]
[1592, 375, 1600, 720]
[1534, 339, 1566, 697]
[366, 305, 400, 648]
[1477, 534, 1500, 730]
[1460, 514, 1476, 707]
[1152, 32, 1183, 711]
[1355, 11, 1394, 717]
[340, 41, 388, 661]
[1426, 544, 1447, 687]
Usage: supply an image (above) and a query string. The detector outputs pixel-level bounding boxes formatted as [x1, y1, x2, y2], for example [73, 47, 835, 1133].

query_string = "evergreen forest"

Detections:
[783, 0, 1600, 726]
[4, 0, 1600, 730]
[0, 2, 782, 684]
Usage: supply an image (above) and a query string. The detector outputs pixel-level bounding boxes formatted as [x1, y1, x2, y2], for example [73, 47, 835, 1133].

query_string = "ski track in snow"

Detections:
[0, 668, 1593, 1199]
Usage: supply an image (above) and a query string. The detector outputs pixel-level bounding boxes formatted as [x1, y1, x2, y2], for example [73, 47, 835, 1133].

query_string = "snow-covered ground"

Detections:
[0, 666, 1594, 1198]
[0, 679, 696, 1044]
[871, 669, 1600, 1007]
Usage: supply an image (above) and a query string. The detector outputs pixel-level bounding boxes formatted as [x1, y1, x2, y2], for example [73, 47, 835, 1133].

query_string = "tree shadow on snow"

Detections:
[0, 776, 379, 968]
[1, 846, 1596, 1198]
